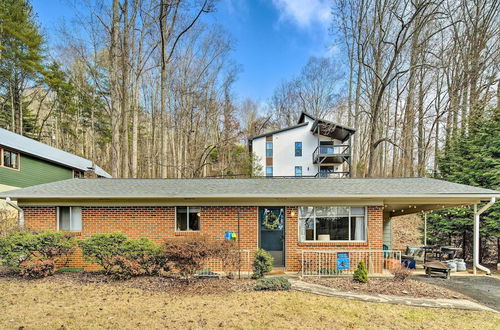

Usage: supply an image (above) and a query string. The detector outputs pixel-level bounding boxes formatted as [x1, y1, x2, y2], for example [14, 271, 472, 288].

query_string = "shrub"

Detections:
[19, 259, 56, 278]
[391, 265, 412, 281]
[0, 210, 20, 238]
[254, 276, 291, 291]
[79, 233, 129, 273]
[108, 256, 143, 280]
[252, 249, 273, 279]
[163, 236, 237, 280]
[353, 261, 369, 283]
[0, 230, 35, 268]
[121, 238, 167, 275]
[33, 231, 77, 261]
[0, 230, 76, 270]
[79, 233, 165, 276]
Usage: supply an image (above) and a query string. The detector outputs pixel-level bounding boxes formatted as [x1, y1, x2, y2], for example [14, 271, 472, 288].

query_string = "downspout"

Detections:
[473, 197, 496, 275]
[5, 197, 24, 227]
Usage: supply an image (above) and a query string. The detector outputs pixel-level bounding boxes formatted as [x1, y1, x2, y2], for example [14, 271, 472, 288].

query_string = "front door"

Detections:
[259, 207, 285, 267]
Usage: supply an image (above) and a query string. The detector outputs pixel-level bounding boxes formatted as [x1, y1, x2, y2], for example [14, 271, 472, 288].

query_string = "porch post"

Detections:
[473, 204, 479, 275]
[423, 212, 427, 246]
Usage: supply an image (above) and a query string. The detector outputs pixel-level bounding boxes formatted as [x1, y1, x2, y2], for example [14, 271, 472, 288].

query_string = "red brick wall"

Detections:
[21, 205, 383, 272]
[22, 206, 258, 270]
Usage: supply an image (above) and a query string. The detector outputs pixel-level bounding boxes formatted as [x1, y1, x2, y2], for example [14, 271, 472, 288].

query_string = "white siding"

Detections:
[251, 117, 343, 177]
[383, 218, 392, 248]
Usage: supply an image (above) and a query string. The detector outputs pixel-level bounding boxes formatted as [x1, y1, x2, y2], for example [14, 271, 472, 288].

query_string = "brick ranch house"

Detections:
[1, 178, 498, 274]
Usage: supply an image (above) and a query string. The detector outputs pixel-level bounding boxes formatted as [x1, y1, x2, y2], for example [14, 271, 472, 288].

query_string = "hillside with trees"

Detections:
[0, 0, 498, 181]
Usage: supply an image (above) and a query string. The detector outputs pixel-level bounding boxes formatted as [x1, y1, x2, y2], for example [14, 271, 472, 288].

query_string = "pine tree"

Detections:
[428, 108, 499, 262]
[0, 0, 45, 134]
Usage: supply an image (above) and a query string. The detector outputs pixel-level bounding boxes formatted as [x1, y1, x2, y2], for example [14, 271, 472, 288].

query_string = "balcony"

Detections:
[312, 144, 351, 164]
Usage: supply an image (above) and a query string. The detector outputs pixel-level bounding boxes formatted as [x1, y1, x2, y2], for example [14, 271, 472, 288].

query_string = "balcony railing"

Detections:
[315, 171, 350, 178]
[313, 144, 351, 164]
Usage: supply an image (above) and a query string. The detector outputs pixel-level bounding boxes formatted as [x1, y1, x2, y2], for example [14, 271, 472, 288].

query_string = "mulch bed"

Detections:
[304, 277, 469, 300]
[0, 268, 256, 295]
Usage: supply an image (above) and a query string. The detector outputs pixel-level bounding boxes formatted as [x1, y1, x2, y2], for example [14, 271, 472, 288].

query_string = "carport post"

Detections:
[473, 197, 496, 275]
[423, 212, 427, 246]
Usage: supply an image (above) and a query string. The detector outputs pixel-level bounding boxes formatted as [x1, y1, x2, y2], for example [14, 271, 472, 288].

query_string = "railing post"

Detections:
[301, 251, 304, 277]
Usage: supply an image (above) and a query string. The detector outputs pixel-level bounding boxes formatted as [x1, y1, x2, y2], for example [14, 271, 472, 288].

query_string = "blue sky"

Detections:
[31, 0, 334, 103]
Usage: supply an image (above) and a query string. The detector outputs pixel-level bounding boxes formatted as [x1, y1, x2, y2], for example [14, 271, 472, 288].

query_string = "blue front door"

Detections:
[259, 207, 285, 267]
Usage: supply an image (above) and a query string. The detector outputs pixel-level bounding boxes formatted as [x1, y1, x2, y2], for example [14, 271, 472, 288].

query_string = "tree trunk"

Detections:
[121, 0, 130, 178]
[110, 0, 121, 177]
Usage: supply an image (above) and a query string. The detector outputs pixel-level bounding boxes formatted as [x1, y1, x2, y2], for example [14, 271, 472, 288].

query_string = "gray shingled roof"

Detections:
[1, 177, 498, 199]
[0, 128, 111, 177]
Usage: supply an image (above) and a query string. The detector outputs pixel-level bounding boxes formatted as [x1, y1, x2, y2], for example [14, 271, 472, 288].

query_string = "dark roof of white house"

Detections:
[0, 128, 111, 177]
[1, 177, 498, 200]
[249, 111, 356, 141]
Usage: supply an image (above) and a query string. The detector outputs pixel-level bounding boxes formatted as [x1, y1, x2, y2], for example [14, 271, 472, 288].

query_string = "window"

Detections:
[57, 207, 82, 232]
[295, 142, 302, 157]
[266, 166, 273, 177]
[176, 207, 200, 231]
[2, 149, 19, 169]
[266, 141, 273, 157]
[73, 170, 84, 178]
[295, 166, 302, 177]
[298, 206, 366, 242]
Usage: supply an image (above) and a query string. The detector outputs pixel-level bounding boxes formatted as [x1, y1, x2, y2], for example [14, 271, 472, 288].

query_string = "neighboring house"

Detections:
[249, 112, 355, 178]
[1, 177, 497, 273]
[0, 128, 111, 192]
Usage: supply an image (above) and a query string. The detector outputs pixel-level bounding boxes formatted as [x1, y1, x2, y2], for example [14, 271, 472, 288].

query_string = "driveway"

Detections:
[414, 275, 500, 311]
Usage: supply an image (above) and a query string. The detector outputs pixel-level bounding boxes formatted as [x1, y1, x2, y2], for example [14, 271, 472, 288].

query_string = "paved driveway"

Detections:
[414, 275, 500, 311]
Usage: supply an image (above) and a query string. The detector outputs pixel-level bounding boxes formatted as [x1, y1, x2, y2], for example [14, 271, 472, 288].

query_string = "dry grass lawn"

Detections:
[0, 278, 498, 329]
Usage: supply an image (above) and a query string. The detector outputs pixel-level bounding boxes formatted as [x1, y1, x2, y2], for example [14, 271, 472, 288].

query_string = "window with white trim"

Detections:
[2, 149, 19, 169]
[298, 206, 366, 242]
[176, 207, 200, 231]
[58, 206, 82, 232]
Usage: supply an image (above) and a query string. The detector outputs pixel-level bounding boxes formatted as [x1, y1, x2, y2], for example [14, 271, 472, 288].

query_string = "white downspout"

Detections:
[473, 197, 496, 275]
[5, 197, 24, 227]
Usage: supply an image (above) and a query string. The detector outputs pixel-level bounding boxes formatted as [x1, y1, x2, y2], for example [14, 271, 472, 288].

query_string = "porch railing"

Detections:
[301, 249, 401, 277]
[312, 144, 350, 162]
[196, 249, 252, 278]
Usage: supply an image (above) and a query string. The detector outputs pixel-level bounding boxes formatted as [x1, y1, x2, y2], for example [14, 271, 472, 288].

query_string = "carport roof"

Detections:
[1, 177, 498, 200]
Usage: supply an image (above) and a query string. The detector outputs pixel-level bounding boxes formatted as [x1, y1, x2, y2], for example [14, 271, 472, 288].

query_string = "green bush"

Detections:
[33, 231, 77, 260]
[78, 233, 128, 273]
[252, 249, 273, 279]
[353, 261, 369, 283]
[254, 276, 291, 291]
[0, 230, 35, 268]
[121, 238, 166, 275]
[79, 233, 165, 277]
[0, 230, 76, 269]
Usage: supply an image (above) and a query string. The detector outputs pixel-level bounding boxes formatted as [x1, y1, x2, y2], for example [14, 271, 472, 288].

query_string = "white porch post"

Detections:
[473, 197, 496, 275]
[423, 212, 427, 246]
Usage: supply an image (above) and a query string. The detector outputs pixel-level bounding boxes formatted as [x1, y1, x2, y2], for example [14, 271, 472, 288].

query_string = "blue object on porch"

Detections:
[403, 259, 416, 269]
[224, 231, 233, 240]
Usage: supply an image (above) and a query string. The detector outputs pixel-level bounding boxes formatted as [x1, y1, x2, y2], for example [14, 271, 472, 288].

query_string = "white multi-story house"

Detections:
[249, 112, 355, 178]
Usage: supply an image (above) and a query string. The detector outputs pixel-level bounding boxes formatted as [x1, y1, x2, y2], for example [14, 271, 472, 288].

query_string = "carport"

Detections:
[383, 195, 497, 274]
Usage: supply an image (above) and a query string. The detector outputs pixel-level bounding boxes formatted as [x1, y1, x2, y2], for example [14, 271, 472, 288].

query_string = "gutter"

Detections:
[4, 197, 24, 227]
[473, 197, 496, 275]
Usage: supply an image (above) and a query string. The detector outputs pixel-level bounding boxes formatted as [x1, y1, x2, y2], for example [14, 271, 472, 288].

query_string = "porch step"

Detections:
[268, 268, 286, 275]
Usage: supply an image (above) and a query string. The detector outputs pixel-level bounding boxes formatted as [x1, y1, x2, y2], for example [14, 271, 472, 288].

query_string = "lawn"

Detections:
[0, 277, 498, 329]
